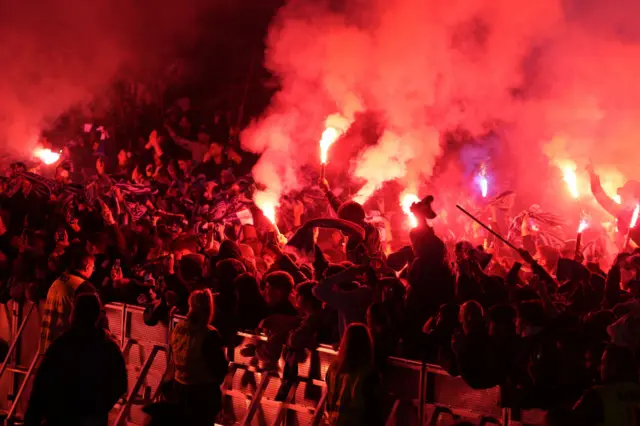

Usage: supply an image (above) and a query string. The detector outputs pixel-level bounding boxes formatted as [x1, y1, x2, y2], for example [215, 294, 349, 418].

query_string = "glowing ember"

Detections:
[401, 193, 420, 228]
[320, 127, 340, 164]
[35, 148, 61, 165]
[562, 166, 579, 199]
[631, 204, 640, 229]
[577, 219, 589, 233]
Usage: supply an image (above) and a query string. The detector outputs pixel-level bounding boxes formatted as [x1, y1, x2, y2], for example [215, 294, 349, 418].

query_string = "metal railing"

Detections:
[0, 302, 40, 426]
[0, 302, 544, 425]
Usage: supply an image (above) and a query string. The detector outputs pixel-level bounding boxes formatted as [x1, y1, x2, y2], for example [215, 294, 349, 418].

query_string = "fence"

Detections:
[0, 302, 546, 425]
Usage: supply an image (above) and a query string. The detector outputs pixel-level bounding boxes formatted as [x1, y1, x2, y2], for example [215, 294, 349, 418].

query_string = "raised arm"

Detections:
[587, 164, 622, 218]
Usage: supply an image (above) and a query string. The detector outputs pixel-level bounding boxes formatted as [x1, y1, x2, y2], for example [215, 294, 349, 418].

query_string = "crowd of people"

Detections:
[2, 102, 640, 426]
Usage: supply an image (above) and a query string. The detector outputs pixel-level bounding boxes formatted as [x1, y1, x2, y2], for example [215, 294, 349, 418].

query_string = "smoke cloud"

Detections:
[244, 0, 640, 209]
[0, 0, 213, 158]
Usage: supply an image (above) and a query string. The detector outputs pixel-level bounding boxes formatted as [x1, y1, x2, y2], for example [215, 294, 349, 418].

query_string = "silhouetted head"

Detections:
[71, 294, 101, 328]
[187, 289, 214, 327]
[337, 201, 366, 225]
[601, 344, 638, 384]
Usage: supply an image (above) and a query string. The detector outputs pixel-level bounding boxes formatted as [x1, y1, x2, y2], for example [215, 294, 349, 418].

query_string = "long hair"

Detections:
[336, 323, 373, 374]
[187, 289, 214, 327]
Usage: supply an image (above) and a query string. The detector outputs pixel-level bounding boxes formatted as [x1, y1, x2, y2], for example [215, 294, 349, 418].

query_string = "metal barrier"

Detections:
[0, 301, 42, 425]
[105, 304, 171, 426]
[0, 302, 548, 425]
[425, 364, 503, 425]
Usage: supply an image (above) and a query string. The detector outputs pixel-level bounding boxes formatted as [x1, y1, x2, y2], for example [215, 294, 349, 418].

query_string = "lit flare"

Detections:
[577, 219, 589, 233]
[562, 166, 579, 199]
[320, 127, 340, 164]
[479, 176, 488, 198]
[254, 191, 278, 228]
[631, 204, 640, 229]
[401, 193, 420, 228]
[319, 113, 350, 165]
[35, 148, 61, 165]
[478, 165, 488, 198]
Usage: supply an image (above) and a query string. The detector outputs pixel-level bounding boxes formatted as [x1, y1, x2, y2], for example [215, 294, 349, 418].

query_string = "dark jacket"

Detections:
[25, 326, 127, 426]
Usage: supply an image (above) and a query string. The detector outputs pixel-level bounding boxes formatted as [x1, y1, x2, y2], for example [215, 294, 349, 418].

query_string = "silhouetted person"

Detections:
[169, 289, 228, 426]
[571, 344, 640, 426]
[39, 248, 97, 352]
[325, 323, 382, 426]
[25, 294, 126, 426]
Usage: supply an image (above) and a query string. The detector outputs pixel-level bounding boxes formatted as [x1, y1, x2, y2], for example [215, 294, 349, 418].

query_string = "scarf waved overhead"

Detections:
[9, 172, 83, 199]
[507, 207, 567, 250]
[287, 217, 366, 255]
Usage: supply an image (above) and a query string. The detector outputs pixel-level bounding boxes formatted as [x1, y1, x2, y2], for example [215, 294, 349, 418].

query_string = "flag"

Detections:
[488, 190, 516, 211]
[235, 209, 254, 225]
[126, 202, 148, 222]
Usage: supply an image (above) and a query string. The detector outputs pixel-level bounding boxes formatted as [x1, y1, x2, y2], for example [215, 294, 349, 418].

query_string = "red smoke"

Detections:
[0, 0, 214, 157]
[244, 0, 640, 214]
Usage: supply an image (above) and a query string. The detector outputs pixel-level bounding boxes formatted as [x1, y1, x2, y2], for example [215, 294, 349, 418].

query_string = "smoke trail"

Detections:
[243, 0, 559, 202]
[246, 0, 640, 212]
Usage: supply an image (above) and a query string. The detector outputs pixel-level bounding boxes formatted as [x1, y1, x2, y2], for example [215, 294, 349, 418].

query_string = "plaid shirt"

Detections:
[39, 273, 89, 353]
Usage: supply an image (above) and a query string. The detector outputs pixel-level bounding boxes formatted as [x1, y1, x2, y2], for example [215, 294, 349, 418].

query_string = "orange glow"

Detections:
[352, 131, 412, 205]
[401, 193, 420, 228]
[35, 148, 61, 165]
[598, 168, 625, 205]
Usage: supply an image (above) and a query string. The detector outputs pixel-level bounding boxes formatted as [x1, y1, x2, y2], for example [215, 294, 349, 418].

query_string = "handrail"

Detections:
[114, 345, 166, 426]
[241, 371, 271, 425]
[388, 355, 423, 370]
[5, 352, 42, 425]
[0, 302, 521, 425]
[0, 303, 35, 380]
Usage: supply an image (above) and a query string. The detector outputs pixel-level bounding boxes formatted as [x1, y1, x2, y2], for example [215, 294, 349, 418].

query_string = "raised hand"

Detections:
[518, 248, 536, 264]
[318, 178, 330, 193]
